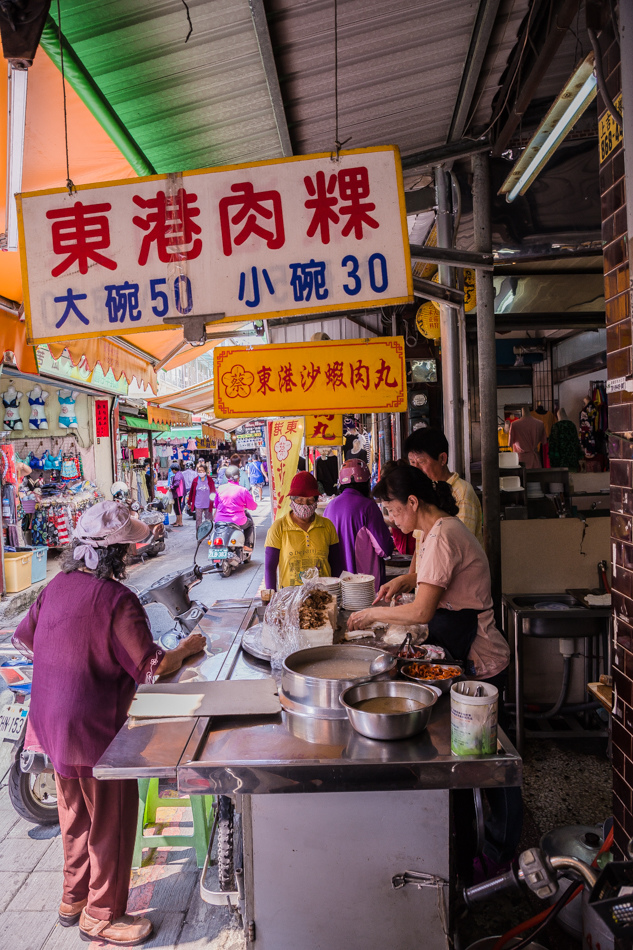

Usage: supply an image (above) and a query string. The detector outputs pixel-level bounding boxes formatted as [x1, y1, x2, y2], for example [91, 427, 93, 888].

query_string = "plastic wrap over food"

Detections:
[263, 568, 332, 669]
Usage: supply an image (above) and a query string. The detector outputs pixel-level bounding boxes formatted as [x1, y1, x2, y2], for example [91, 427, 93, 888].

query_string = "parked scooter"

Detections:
[139, 520, 215, 650]
[111, 482, 165, 560]
[0, 654, 58, 824]
[208, 519, 256, 578]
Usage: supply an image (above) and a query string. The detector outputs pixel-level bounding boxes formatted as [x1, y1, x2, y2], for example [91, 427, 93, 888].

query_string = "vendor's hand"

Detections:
[347, 608, 378, 631]
[373, 573, 415, 605]
[180, 633, 206, 657]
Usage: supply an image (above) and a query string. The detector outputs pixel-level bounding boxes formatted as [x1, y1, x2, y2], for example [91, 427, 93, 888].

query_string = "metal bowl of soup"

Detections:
[339, 680, 437, 740]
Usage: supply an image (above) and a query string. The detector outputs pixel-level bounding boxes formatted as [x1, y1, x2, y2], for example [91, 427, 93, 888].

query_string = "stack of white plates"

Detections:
[340, 573, 376, 610]
[320, 576, 342, 606]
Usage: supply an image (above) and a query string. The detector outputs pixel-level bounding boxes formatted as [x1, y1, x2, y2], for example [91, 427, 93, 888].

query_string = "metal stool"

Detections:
[133, 777, 214, 869]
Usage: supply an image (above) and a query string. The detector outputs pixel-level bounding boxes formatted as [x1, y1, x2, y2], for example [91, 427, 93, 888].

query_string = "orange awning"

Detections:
[151, 381, 215, 414]
[47, 338, 158, 392]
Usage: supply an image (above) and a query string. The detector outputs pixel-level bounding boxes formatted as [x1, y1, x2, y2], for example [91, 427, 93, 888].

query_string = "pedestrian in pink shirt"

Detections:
[215, 466, 257, 550]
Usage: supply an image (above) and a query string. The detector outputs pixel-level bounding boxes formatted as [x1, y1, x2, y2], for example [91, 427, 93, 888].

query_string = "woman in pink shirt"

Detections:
[215, 466, 257, 551]
[347, 465, 509, 683]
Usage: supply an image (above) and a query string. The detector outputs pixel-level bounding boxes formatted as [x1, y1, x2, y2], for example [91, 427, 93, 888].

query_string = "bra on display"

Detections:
[28, 450, 48, 470]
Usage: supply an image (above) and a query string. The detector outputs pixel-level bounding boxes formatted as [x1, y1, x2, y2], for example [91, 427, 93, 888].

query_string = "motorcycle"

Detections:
[0, 654, 58, 824]
[207, 518, 255, 578]
[111, 482, 165, 560]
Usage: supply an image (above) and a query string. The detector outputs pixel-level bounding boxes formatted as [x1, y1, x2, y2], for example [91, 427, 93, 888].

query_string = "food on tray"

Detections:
[344, 628, 376, 640]
[405, 663, 462, 681]
[262, 588, 338, 652]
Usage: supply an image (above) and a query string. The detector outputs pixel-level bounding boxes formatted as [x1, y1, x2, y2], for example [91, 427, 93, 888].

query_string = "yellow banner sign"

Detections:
[147, 405, 192, 427]
[599, 94, 623, 163]
[215, 337, 406, 417]
[267, 418, 304, 520]
[305, 414, 343, 445]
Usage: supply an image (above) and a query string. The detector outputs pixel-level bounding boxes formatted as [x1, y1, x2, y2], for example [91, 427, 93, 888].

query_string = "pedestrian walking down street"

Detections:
[247, 454, 267, 501]
[170, 462, 185, 527]
[12, 502, 205, 946]
[188, 461, 215, 529]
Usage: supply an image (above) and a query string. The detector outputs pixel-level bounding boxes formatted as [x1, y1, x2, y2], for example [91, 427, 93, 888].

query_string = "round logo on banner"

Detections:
[430, 269, 477, 312]
[416, 302, 441, 340]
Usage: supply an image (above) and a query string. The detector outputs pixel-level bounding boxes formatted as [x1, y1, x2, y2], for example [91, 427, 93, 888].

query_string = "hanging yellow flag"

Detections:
[416, 302, 441, 340]
[267, 418, 305, 520]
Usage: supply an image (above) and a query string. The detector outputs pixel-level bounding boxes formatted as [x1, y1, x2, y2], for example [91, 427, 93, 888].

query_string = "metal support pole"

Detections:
[472, 151, 502, 607]
[619, 2, 633, 309]
[435, 166, 464, 475]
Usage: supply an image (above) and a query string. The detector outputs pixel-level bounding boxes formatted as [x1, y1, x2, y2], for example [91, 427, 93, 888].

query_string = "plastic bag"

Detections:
[263, 568, 328, 669]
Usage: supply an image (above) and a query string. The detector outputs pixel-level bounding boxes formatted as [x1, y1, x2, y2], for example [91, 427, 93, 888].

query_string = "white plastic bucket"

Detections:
[450, 681, 498, 755]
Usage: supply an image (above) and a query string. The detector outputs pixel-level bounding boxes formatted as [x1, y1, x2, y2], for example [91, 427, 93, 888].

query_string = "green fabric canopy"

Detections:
[123, 416, 169, 432]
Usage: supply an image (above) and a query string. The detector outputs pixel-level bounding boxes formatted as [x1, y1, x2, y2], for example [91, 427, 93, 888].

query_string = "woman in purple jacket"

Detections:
[323, 459, 394, 592]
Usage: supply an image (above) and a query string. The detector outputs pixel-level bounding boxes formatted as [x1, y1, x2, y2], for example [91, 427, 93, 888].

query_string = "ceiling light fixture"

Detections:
[4, 64, 28, 252]
[500, 53, 597, 203]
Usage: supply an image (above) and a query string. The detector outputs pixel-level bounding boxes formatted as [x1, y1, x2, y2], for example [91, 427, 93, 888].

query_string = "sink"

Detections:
[511, 595, 580, 608]
[504, 593, 606, 638]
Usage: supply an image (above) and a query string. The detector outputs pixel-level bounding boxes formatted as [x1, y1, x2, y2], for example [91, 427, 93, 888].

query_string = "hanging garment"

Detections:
[44, 450, 63, 470]
[508, 415, 545, 469]
[548, 420, 583, 471]
[530, 408, 556, 439]
[2, 386, 23, 431]
[27, 387, 49, 430]
[579, 401, 598, 459]
[61, 456, 81, 480]
[28, 450, 49, 470]
[57, 389, 80, 429]
[0, 444, 17, 485]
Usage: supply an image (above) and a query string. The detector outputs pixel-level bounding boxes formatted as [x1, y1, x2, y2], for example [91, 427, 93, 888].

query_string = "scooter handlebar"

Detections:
[463, 868, 521, 907]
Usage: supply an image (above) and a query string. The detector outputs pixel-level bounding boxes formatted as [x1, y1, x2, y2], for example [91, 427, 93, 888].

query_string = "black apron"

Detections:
[427, 607, 483, 662]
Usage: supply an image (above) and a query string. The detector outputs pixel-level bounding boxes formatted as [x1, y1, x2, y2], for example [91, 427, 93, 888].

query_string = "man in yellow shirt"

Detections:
[264, 472, 341, 589]
[376, 429, 483, 600]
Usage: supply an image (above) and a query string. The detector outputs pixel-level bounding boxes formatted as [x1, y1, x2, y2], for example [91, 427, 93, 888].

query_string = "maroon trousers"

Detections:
[55, 774, 138, 921]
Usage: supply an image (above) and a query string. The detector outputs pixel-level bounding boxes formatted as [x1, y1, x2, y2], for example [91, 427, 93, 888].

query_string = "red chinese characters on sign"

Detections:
[310, 416, 336, 441]
[132, 189, 202, 265]
[94, 399, 110, 438]
[219, 182, 285, 257]
[304, 166, 379, 244]
[46, 201, 117, 277]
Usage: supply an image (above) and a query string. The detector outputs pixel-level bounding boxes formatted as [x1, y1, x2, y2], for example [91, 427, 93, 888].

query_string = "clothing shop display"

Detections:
[3, 386, 23, 431]
[27, 387, 49, 430]
[57, 389, 80, 429]
[316, 452, 339, 495]
[509, 412, 545, 469]
[579, 398, 598, 459]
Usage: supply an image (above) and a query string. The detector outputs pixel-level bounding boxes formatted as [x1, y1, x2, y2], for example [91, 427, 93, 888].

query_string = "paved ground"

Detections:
[0, 493, 273, 950]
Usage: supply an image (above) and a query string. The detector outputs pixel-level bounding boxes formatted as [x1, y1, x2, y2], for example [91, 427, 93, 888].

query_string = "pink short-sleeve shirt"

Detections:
[416, 517, 510, 678]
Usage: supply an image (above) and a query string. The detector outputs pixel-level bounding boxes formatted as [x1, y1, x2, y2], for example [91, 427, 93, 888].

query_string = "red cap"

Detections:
[289, 471, 320, 497]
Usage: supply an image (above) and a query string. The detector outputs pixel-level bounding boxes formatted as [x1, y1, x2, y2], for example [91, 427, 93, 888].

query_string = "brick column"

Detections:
[600, 22, 632, 868]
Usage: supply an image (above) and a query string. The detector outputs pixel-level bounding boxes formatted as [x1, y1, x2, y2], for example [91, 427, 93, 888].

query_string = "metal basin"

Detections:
[340, 680, 436, 740]
[281, 645, 397, 719]
[505, 594, 605, 638]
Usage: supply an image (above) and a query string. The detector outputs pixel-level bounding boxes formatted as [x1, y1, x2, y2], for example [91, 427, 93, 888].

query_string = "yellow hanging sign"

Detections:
[430, 269, 476, 312]
[214, 337, 407, 417]
[267, 417, 304, 520]
[305, 414, 344, 445]
[416, 302, 441, 340]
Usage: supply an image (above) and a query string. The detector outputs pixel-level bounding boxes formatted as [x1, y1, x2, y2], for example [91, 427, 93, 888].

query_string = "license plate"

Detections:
[0, 704, 27, 742]
[209, 547, 229, 559]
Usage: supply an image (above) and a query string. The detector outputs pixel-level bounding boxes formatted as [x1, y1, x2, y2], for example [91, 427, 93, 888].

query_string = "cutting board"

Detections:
[129, 677, 281, 719]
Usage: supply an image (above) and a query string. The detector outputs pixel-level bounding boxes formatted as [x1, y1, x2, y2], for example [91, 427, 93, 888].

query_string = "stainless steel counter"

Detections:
[95, 597, 521, 794]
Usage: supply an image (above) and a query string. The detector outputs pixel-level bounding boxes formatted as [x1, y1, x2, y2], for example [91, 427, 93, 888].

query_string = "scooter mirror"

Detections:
[196, 520, 214, 542]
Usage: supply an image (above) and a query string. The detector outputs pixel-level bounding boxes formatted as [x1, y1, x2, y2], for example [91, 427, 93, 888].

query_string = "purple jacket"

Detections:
[324, 488, 394, 591]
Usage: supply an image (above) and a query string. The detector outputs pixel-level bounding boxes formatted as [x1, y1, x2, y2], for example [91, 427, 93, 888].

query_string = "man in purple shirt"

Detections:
[13, 502, 205, 946]
[324, 459, 394, 592]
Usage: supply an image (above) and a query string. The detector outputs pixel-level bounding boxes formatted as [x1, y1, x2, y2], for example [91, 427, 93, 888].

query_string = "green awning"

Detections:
[154, 426, 203, 442]
[124, 416, 170, 432]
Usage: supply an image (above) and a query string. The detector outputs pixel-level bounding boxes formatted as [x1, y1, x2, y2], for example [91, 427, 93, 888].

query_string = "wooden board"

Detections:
[587, 682, 612, 713]
[130, 678, 281, 719]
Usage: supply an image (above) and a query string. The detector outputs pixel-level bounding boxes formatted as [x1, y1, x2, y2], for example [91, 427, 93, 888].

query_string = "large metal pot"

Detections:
[281, 645, 397, 719]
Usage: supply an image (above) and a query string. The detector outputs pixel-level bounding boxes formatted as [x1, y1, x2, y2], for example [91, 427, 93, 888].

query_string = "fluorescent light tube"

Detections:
[5, 65, 28, 252]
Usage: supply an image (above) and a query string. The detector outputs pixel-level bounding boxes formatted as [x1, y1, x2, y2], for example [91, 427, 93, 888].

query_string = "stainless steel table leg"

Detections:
[515, 615, 524, 756]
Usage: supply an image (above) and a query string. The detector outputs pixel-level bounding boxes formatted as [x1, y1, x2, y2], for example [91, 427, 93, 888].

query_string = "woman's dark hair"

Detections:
[230, 453, 241, 467]
[380, 458, 408, 479]
[61, 541, 129, 581]
[372, 465, 459, 516]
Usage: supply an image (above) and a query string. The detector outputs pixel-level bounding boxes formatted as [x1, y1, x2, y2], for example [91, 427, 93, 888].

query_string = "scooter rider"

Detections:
[214, 465, 257, 553]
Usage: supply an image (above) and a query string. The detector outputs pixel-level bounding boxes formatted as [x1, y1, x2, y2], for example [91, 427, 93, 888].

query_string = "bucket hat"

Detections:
[289, 472, 320, 497]
[73, 501, 150, 568]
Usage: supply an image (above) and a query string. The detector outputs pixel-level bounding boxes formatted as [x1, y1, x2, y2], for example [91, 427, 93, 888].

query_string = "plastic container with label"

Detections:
[4, 551, 33, 593]
[450, 681, 498, 755]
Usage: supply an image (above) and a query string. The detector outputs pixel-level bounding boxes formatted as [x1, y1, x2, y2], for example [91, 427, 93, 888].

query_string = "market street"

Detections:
[0, 498, 272, 950]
